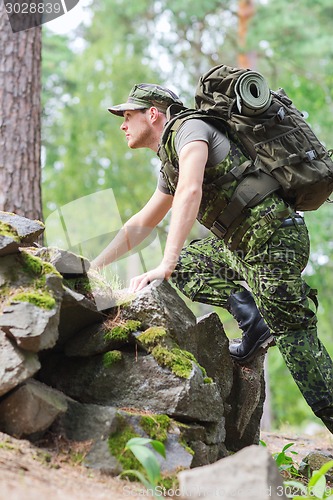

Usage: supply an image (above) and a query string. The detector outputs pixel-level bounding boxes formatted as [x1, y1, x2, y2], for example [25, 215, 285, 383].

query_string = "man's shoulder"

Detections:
[178, 115, 218, 132]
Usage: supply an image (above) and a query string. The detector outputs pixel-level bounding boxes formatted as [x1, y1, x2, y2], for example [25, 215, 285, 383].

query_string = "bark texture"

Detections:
[0, 4, 42, 221]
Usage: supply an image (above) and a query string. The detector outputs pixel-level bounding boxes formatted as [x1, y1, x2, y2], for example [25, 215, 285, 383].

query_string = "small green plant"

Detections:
[272, 442, 300, 477]
[284, 459, 333, 499]
[120, 437, 166, 498]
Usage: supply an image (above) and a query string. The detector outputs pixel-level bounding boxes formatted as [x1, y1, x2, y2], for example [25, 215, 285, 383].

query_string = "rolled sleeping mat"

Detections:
[235, 71, 272, 116]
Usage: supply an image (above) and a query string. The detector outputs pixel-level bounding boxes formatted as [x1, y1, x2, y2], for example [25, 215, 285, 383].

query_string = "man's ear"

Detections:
[148, 106, 161, 123]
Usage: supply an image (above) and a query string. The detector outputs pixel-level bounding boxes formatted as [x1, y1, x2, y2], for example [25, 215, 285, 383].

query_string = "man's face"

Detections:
[120, 109, 152, 149]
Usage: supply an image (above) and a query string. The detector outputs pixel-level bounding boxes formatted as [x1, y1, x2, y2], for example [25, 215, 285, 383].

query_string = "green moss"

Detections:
[42, 261, 60, 276]
[204, 377, 213, 384]
[0, 222, 20, 242]
[150, 344, 211, 382]
[151, 346, 194, 379]
[108, 417, 142, 476]
[159, 474, 180, 491]
[63, 276, 92, 294]
[173, 348, 211, 380]
[104, 320, 141, 342]
[137, 326, 168, 350]
[21, 251, 44, 275]
[140, 414, 171, 442]
[103, 350, 122, 368]
[20, 251, 60, 280]
[180, 439, 195, 456]
[10, 290, 56, 310]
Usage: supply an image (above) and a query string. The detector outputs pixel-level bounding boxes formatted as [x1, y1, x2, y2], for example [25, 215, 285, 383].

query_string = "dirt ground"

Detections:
[0, 428, 332, 500]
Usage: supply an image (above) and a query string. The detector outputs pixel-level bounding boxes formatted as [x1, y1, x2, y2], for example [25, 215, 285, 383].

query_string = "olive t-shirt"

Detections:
[158, 119, 230, 194]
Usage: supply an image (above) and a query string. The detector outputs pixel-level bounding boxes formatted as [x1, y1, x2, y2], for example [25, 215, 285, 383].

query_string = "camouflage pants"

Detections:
[171, 223, 333, 413]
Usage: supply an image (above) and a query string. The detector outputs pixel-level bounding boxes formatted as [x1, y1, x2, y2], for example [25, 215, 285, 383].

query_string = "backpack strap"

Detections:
[211, 172, 280, 244]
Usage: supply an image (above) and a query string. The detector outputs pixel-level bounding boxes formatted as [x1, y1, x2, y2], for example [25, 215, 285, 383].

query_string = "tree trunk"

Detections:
[237, 0, 256, 69]
[0, 4, 42, 221]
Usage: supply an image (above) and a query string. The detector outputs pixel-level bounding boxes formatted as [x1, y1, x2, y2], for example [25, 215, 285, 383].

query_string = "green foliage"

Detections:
[261, 441, 333, 498]
[284, 460, 333, 499]
[120, 437, 166, 497]
[272, 443, 300, 478]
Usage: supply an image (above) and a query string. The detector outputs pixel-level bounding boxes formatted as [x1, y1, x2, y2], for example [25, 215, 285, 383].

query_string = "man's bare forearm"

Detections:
[91, 216, 153, 269]
[91, 189, 173, 270]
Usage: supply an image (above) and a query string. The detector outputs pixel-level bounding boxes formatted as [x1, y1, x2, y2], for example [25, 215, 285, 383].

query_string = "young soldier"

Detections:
[91, 83, 333, 433]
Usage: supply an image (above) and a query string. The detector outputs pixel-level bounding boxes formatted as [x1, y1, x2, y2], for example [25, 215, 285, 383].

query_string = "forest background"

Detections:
[5, 0, 333, 431]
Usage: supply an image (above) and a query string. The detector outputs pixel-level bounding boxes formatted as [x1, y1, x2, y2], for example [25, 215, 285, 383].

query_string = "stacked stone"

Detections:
[0, 211, 266, 476]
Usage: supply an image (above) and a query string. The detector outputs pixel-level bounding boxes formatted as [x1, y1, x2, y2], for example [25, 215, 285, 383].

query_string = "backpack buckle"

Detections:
[211, 219, 228, 238]
[306, 149, 317, 161]
[277, 107, 286, 121]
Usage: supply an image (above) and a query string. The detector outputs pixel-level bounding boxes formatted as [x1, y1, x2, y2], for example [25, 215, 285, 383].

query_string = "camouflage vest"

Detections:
[157, 112, 279, 242]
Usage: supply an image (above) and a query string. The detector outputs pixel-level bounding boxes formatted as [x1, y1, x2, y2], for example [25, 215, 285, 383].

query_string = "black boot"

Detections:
[315, 407, 333, 434]
[227, 290, 274, 363]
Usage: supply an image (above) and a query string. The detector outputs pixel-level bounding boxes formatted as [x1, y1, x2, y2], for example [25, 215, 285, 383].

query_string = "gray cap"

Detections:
[108, 83, 183, 116]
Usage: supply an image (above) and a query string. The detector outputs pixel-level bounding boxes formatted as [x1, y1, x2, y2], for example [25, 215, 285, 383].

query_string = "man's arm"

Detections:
[129, 140, 207, 291]
[91, 187, 173, 270]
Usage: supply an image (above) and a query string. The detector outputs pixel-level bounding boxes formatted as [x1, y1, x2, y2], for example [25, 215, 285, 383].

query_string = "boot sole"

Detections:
[230, 333, 275, 364]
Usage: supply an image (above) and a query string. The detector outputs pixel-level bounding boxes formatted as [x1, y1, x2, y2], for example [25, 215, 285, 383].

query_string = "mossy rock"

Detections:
[137, 326, 212, 382]
[102, 350, 122, 368]
[0, 221, 20, 242]
[136, 326, 174, 351]
[10, 290, 56, 310]
[19, 251, 61, 287]
[140, 414, 171, 442]
[108, 411, 194, 481]
[108, 416, 142, 477]
[104, 320, 141, 343]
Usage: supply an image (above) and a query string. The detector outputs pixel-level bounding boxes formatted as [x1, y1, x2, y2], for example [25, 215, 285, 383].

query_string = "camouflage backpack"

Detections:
[194, 64, 333, 211]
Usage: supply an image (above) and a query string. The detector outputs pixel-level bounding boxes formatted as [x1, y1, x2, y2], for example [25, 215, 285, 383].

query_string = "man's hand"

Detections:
[128, 261, 174, 292]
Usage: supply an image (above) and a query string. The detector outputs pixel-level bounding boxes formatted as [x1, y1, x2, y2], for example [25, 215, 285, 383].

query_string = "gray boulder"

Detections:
[53, 401, 195, 475]
[0, 300, 61, 352]
[64, 319, 140, 357]
[38, 350, 224, 423]
[178, 444, 287, 500]
[225, 352, 266, 451]
[192, 312, 234, 401]
[299, 451, 333, 482]
[34, 246, 91, 275]
[121, 280, 197, 339]
[56, 286, 105, 347]
[54, 399, 119, 441]
[0, 329, 40, 397]
[0, 233, 20, 256]
[0, 379, 67, 438]
[0, 211, 44, 244]
[0, 250, 63, 352]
